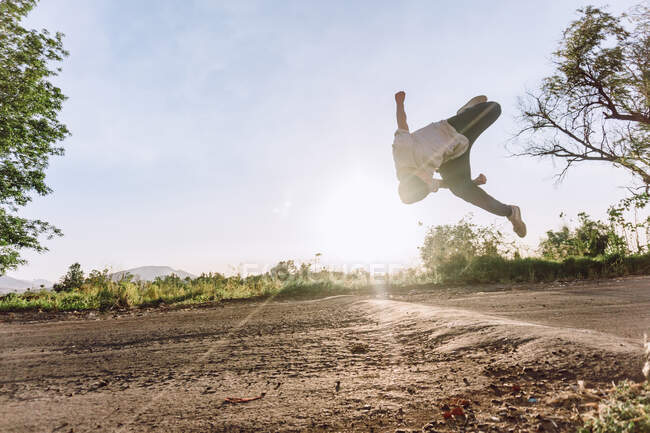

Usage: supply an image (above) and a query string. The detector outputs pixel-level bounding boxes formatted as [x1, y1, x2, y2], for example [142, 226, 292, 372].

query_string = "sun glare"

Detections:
[313, 172, 409, 262]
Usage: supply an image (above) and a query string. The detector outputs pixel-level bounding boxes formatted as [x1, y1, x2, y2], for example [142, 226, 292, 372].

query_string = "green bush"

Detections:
[53, 263, 84, 292]
[418, 212, 650, 285]
[540, 213, 615, 259]
[578, 381, 650, 433]
[420, 216, 518, 279]
[459, 255, 509, 283]
[433, 252, 650, 284]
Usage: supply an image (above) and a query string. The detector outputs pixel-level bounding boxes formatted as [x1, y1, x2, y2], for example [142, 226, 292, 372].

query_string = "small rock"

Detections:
[422, 422, 440, 433]
[349, 343, 369, 354]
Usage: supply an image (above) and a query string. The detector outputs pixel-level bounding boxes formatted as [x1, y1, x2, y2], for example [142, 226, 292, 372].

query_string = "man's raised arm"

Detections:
[395, 91, 409, 132]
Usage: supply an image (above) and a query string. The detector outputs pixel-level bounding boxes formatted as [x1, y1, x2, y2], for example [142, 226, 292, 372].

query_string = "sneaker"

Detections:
[457, 95, 488, 115]
[508, 205, 527, 238]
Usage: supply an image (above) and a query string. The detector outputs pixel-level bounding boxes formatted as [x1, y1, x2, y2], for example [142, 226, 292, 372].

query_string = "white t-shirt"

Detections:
[392, 120, 469, 181]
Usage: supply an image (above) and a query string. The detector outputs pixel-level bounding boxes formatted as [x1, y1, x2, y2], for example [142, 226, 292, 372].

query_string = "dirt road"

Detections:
[2, 277, 649, 432]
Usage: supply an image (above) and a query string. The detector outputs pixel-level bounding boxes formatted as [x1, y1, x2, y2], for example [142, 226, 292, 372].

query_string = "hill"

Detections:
[0, 276, 53, 294]
[110, 266, 196, 282]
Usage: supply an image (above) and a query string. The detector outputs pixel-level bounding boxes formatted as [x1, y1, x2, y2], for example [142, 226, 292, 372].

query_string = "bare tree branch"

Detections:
[513, 5, 650, 187]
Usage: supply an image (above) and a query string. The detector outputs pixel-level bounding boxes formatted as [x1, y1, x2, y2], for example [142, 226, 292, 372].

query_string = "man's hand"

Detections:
[473, 173, 487, 185]
[395, 91, 406, 104]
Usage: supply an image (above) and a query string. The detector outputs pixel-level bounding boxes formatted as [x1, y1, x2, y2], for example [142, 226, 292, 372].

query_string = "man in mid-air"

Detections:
[392, 90, 526, 237]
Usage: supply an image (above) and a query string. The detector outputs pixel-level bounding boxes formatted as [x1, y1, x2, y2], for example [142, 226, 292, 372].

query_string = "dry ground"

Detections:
[1, 276, 649, 432]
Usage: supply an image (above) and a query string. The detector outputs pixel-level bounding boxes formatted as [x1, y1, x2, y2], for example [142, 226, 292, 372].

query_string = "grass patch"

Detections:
[436, 252, 650, 284]
[0, 271, 371, 313]
[2, 253, 650, 313]
[578, 381, 650, 433]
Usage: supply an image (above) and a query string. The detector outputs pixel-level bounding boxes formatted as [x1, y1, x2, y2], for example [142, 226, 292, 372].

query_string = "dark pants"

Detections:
[438, 101, 511, 217]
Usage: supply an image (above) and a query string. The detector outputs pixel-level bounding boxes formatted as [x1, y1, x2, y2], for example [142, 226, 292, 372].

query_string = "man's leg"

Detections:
[447, 179, 512, 217]
[438, 102, 501, 183]
[447, 101, 502, 149]
[438, 101, 511, 217]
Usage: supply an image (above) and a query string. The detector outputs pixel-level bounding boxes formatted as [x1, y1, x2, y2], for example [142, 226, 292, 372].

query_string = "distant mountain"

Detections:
[110, 266, 196, 282]
[0, 276, 53, 294]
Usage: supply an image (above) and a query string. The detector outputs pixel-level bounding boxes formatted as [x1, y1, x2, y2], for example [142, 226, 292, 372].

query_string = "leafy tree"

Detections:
[575, 212, 613, 256]
[607, 192, 650, 253]
[298, 262, 311, 279]
[270, 260, 297, 281]
[540, 225, 577, 259]
[83, 268, 112, 290]
[53, 262, 84, 292]
[540, 212, 613, 259]
[420, 216, 516, 278]
[0, 0, 69, 274]
[420, 218, 478, 275]
[515, 5, 649, 185]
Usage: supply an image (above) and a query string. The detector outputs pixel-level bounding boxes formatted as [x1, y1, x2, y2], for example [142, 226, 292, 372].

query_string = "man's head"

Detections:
[398, 174, 430, 204]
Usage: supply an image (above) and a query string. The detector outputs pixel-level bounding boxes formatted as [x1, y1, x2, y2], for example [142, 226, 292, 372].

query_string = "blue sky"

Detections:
[12, 0, 641, 280]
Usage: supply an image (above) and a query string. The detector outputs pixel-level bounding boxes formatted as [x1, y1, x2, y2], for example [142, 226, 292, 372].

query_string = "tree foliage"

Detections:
[516, 5, 649, 185]
[0, 0, 68, 274]
[419, 216, 517, 278]
[540, 212, 614, 259]
[53, 262, 84, 292]
[606, 192, 650, 254]
[269, 260, 298, 281]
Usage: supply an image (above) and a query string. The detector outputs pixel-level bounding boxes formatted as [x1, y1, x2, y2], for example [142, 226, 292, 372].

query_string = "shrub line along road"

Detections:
[1, 276, 649, 432]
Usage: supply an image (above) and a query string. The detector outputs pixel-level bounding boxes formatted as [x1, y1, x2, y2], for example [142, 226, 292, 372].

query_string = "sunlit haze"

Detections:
[11, 0, 641, 281]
